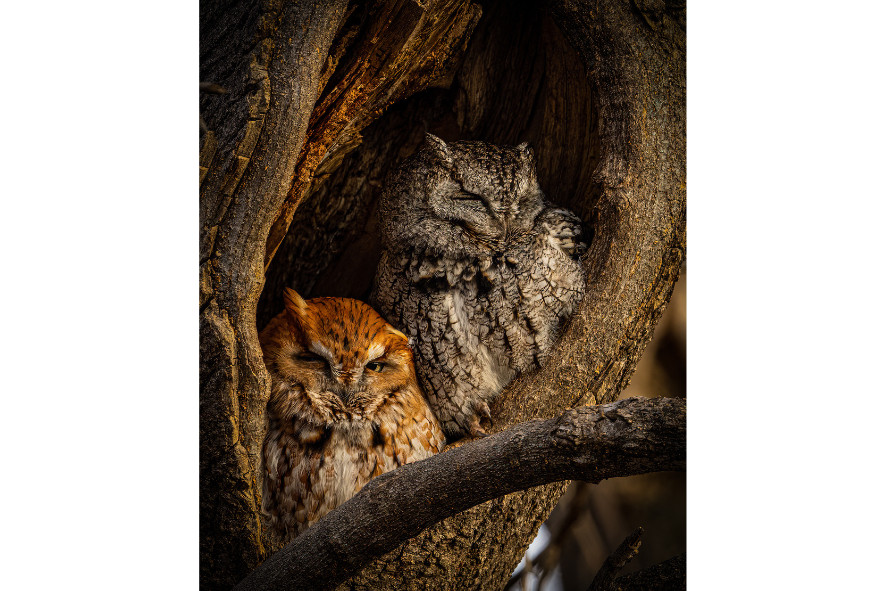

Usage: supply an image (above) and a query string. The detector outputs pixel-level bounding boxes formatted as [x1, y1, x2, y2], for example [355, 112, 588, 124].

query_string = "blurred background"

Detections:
[511, 267, 686, 590]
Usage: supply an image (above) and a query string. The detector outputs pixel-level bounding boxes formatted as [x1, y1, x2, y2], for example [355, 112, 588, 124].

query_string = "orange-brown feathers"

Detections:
[262, 289, 418, 423]
[279, 286, 412, 367]
[260, 289, 444, 542]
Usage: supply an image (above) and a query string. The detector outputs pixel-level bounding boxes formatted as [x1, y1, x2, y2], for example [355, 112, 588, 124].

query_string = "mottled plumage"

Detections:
[261, 289, 444, 542]
[373, 135, 587, 439]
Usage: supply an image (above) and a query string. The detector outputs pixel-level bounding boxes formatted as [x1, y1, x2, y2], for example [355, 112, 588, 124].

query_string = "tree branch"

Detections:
[234, 396, 686, 591]
[587, 529, 686, 591]
[588, 527, 644, 591]
[201, 0, 686, 586]
[503, 482, 596, 591]
[612, 553, 686, 591]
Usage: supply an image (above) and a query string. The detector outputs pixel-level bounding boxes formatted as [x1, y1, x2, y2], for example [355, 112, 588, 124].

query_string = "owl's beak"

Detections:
[332, 370, 361, 404]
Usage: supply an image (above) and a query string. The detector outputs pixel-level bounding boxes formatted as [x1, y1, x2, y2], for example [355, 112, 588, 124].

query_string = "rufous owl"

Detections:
[261, 288, 444, 542]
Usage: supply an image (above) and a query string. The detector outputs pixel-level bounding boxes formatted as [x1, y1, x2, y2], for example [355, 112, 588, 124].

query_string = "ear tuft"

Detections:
[283, 288, 308, 317]
[424, 133, 451, 160]
[386, 325, 408, 342]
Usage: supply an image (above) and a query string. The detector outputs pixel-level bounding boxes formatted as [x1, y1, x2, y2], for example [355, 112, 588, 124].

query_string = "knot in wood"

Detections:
[550, 408, 585, 449]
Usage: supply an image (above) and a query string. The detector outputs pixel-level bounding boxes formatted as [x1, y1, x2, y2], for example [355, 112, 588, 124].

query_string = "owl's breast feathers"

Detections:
[262, 382, 443, 540]
[259, 294, 445, 542]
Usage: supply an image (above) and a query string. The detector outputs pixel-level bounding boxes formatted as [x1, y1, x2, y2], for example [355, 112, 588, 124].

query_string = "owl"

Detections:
[373, 134, 587, 440]
[261, 288, 445, 542]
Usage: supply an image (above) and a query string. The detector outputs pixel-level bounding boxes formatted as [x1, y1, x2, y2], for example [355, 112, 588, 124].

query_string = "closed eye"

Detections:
[295, 352, 325, 363]
[452, 190, 485, 202]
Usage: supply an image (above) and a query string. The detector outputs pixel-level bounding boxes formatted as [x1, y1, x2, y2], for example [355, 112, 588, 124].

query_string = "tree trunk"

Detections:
[200, 0, 685, 588]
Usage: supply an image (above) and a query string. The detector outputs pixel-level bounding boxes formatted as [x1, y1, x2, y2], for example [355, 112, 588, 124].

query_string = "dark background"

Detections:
[518, 268, 685, 590]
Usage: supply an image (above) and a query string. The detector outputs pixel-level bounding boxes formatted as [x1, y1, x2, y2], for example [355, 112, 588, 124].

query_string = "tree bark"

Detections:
[235, 397, 686, 591]
[200, 2, 353, 588]
[200, 0, 685, 588]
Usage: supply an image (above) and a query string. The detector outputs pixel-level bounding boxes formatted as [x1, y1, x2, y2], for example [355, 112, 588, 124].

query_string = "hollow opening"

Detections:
[258, 0, 602, 329]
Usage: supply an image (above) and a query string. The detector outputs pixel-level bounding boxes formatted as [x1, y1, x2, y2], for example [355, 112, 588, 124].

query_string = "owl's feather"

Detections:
[373, 136, 587, 439]
[261, 290, 444, 542]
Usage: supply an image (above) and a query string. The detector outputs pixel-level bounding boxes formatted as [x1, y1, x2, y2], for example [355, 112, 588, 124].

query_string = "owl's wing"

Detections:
[518, 209, 587, 357]
[538, 207, 588, 257]
[416, 281, 522, 438]
[262, 428, 306, 539]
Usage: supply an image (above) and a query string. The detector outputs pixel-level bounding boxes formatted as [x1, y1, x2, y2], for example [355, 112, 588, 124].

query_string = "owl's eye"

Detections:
[453, 190, 484, 203]
[365, 361, 385, 372]
[295, 352, 325, 363]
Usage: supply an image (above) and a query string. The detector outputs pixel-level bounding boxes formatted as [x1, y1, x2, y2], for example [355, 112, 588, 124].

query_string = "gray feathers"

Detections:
[373, 135, 587, 439]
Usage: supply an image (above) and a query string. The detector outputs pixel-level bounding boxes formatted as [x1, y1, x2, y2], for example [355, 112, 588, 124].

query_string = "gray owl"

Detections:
[372, 134, 587, 439]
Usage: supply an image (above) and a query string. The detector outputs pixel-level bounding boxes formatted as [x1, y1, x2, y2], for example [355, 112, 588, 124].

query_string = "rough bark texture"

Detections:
[200, 2, 352, 588]
[200, 0, 685, 588]
[234, 397, 686, 591]
[200, 1, 481, 588]
[343, 0, 687, 588]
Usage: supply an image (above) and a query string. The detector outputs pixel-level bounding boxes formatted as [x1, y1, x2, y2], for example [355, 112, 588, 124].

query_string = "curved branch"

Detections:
[234, 396, 686, 591]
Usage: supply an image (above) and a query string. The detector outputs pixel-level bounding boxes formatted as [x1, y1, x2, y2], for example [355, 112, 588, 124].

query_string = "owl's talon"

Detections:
[469, 421, 489, 438]
[468, 401, 493, 438]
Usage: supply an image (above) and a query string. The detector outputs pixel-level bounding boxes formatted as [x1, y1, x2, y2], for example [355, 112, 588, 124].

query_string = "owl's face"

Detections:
[381, 135, 546, 255]
[262, 289, 418, 426]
